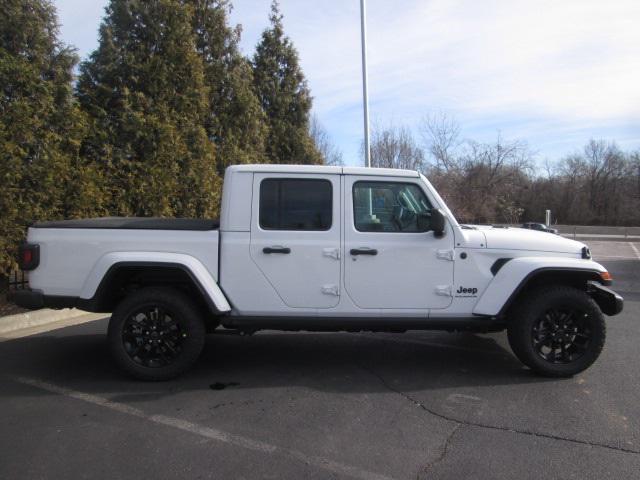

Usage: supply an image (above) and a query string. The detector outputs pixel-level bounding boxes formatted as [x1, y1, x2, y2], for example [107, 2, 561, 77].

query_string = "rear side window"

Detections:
[260, 179, 332, 231]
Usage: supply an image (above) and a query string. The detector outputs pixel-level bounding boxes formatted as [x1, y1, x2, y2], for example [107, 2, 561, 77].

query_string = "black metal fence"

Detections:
[8, 271, 28, 291]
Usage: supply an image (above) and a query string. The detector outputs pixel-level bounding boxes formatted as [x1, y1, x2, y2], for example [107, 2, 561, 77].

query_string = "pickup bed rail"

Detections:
[33, 217, 219, 231]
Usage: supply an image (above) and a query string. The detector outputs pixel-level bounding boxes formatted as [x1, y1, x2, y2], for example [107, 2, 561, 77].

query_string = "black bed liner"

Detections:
[32, 217, 219, 231]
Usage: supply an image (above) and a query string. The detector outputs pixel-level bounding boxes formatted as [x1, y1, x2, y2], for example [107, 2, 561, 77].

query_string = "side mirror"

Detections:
[431, 208, 446, 238]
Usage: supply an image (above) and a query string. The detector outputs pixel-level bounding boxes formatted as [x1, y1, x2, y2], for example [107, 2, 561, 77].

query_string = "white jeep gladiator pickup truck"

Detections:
[13, 164, 623, 380]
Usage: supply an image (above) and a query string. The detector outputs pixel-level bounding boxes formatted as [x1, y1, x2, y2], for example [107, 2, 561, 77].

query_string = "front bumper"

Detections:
[588, 282, 624, 316]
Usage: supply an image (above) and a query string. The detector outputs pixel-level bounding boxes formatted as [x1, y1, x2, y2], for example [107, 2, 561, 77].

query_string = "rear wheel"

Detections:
[108, 287, 205, 380]
[507, 285, 606, 377]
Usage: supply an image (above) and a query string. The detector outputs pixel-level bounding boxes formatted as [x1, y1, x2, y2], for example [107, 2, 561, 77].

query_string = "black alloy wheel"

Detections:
[531, 307, 592, 364]
[122, 306, 187, 368]
[108, 287, 206, 380]
[507, 285, 606, 377]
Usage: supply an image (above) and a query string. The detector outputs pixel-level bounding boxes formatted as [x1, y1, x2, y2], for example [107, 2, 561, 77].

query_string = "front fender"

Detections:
[473, 257, 608, 316]
[80, 252, 231, 313]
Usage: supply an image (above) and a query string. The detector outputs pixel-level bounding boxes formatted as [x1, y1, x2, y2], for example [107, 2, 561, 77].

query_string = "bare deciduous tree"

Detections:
[368, 122, 425, 171]
[310, 115, 343, 166]
[363, 113, 640, 226]
[420, 113, 461, 172]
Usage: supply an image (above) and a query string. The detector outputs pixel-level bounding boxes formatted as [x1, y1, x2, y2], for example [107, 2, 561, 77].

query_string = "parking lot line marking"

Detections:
[629, 242, 640, 260]
[10, 375, 397, 480]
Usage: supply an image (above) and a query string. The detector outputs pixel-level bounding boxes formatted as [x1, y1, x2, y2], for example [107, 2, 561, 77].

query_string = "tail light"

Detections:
[18, 243, 40, 271]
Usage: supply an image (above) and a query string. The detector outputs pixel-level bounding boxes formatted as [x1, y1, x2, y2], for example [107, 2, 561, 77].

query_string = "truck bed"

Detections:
[26, 220, 220, 298]
[33, 217, 219, 231]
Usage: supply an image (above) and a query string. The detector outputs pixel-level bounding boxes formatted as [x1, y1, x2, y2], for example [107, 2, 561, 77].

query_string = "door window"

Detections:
[260, 179, 332, 231]
[353, 181, 433, 233]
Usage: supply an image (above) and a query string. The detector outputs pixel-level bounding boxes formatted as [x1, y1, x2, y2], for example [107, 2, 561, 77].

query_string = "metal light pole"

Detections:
[360, 0, 371, 168]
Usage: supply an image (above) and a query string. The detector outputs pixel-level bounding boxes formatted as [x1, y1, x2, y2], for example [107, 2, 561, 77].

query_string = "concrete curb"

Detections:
[0, 308, 94, 335]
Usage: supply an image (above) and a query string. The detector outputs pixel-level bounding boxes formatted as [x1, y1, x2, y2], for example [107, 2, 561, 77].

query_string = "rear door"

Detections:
[250, 173, 341, 309]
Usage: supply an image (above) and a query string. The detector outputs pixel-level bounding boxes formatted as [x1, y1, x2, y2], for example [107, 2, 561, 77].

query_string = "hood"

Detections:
[477, 226, 586, 255]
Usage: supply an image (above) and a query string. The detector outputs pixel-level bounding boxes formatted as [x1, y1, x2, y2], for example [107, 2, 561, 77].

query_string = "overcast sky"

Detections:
[55, 0, 640, 166]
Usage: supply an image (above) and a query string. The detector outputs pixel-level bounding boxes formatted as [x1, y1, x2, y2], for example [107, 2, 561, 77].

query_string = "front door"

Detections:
[344, 177, 454, 310]
[250, 173, 341, 309]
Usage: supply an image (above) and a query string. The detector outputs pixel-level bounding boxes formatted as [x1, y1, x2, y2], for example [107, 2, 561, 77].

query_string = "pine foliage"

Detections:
[77, 0, 221, 218]
[1, 0, 332, 279]
[0, 0, 89, 275]
[252, 1, 321, 165]
[188, 0, 268, 172]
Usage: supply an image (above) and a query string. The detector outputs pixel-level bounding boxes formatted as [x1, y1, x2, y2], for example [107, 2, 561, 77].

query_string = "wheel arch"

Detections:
[78, 254, 231, 315]
[473, 258, 609, 317]
[497, 268, 604, 317]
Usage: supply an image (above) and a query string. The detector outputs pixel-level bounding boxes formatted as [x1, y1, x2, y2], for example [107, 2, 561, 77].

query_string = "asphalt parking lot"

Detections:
[1, 241, 639, 479]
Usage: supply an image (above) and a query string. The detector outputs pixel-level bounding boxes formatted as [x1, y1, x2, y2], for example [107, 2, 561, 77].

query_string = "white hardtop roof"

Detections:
[227, 164, 420, 178]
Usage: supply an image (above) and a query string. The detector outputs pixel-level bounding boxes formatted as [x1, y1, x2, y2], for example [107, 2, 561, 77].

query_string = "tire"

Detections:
[507, 285, 606, 377]
[107, 287, 206, 381]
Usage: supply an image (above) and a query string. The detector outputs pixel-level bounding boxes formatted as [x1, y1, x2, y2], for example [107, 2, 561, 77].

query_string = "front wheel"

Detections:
[108, 287, 205, 381]
[507, 285, 606, 377]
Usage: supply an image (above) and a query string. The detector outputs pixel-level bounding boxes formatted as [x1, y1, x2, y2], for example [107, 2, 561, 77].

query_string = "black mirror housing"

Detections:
[431, 208, 446, 237]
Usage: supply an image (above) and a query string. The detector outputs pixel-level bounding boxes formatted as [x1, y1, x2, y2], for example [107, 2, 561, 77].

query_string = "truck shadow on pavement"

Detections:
[0, 318, 561, 403]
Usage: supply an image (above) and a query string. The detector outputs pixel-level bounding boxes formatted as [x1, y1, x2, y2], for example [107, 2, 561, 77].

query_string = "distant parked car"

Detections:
[521, 222, 559, 234]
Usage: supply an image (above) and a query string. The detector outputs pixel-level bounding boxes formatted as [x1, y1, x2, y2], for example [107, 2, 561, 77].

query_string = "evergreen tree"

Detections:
[77, 0, 220, 218]
[0, 0, 89, 276]
[252, 1, 321, 165]
[188, 0, 267, 173]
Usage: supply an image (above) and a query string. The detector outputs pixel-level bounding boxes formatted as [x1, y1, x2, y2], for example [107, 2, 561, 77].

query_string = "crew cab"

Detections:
[13, 165, 623, 380]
